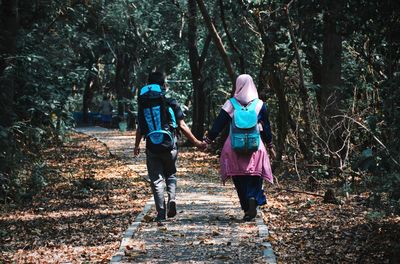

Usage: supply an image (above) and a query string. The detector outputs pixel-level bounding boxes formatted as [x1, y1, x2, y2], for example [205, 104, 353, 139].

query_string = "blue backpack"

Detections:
[138, 84, 177, 153]
[230, 98, 260, 153]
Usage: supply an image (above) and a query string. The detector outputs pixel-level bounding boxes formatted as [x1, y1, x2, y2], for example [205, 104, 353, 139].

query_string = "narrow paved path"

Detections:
[75, 126, 276, 263]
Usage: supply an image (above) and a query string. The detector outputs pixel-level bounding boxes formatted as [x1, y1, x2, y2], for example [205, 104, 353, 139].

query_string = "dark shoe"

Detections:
[155, 212, 166, 222]
[155, 216, 166, 222]
[247, 197, 257, 219]
[243, 214, 254, 222]
[167, 200, 176, 218]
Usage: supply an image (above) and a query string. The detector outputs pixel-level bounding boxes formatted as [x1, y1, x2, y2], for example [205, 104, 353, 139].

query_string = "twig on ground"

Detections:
[276, 187, 324, 198]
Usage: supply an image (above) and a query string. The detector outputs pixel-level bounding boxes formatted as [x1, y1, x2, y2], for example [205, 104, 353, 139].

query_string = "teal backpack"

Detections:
[230, 98, 260, 153]
[137, 84, 177, 153]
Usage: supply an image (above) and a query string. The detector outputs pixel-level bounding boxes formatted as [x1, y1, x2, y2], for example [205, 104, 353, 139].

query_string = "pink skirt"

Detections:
[220, 136, 273, 184]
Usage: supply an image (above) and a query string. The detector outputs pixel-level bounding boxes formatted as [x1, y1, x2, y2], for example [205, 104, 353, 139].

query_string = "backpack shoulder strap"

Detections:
[168, 107, 177, 128]
[247, 99, 259, 111]
[229, 97, 243, 110]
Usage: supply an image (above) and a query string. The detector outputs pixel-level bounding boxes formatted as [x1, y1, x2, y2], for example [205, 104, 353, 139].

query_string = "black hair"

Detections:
[148, 72, 165, 86]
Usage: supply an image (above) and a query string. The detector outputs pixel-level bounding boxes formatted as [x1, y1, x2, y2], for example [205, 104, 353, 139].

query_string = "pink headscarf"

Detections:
[222, 74, 263, 117]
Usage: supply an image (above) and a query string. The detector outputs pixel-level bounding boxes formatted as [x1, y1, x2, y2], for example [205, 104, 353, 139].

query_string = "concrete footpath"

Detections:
[76, 126, 276, 264]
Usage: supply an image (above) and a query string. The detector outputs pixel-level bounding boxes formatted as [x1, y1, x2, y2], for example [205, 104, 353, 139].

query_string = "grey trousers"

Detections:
[146, 148, 178, 216]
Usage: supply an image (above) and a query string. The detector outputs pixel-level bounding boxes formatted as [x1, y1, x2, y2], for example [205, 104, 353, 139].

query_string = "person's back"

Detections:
[134, 72, 205, 222]
[100, 98, 112, 115]
[203, 74, 275, 221]
[100, 96, 113, 127]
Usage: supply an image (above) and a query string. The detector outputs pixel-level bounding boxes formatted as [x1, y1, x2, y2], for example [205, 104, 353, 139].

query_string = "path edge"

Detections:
[110, 198, 154, 263]
[72, 127, 115, 157]
[256, 210, 277, 264]
[73, 127, 153, 263]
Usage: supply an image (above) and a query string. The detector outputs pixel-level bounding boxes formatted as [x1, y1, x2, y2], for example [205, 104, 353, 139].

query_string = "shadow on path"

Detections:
[76, 127, 275, 263]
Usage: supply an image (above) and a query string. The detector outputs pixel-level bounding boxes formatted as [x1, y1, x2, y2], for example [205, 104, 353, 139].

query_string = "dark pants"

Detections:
[232, 176, 266, 212]
[146, 148, 178, 217]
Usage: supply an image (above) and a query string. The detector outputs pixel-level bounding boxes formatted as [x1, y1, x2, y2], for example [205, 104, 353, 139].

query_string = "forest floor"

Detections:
[263, 177, 400, 263]
[0, 128, 399, 263]
[0, 131, 150, 263]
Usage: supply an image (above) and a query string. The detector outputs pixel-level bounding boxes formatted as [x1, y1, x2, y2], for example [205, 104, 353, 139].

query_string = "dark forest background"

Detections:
[0, 0, 399, 213]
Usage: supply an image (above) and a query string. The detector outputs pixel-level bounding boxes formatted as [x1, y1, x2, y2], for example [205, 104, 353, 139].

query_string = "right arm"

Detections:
[177, 119, 205, 149]
[168, 98, 206, 150]
[204, 109, 231, 143]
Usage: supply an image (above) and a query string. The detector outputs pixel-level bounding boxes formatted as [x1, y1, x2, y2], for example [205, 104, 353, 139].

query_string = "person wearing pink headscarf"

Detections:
[204, 74, 275, 221]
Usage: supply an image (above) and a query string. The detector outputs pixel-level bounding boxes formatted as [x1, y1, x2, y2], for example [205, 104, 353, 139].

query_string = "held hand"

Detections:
[195, 140, 208, 151]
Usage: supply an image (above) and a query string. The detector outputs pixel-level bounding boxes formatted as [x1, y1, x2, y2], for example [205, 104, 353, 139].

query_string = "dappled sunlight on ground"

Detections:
[0, 132, 150, 263]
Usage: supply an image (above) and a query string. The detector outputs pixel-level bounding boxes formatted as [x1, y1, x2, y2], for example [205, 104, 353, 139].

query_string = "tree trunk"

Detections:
[320, 2, 343, 156]
[0, 0, 18, 127]
[285, 7, 312, 160]
[188, 0, 213, 139]
[304, 46, 322, 86]
[188, 0, 205, 139]
[321, 6, 342, 115]
[269, 72, 288, 162]
[82, 73, 96, 124]
[257, 46, 272, 98]
[115, 52, 131, 117]
[195, 0, 236, 86]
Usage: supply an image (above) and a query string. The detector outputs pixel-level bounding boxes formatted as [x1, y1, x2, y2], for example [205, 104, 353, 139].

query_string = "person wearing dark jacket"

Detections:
[204, 74, 275, 221]
[134, 72, 206, 222]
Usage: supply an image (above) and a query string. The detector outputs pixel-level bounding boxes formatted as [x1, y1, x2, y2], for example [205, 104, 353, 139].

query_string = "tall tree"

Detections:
[0, 0, 18, 127]
[82, 64, 99, 124]
[188, 0, 211, 138]
[319, 1, 344, 160]
[320, 1, 342, 115]
[115, 51, 133, 116]
[285, 4, 312, 160]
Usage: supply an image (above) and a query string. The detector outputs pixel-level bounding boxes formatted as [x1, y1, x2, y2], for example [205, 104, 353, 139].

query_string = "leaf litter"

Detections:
[0, 131, 150, 263]
[263, 176, 400, 263]
[2, 130, 397, 263]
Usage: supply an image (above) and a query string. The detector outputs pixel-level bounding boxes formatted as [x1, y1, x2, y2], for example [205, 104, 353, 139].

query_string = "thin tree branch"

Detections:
[276, 188, 324, 198]
[284, 3, 312, 160]
[333, 115, 400, 168]
[219, 0, 245, 73]
[195, 0, 236, 84]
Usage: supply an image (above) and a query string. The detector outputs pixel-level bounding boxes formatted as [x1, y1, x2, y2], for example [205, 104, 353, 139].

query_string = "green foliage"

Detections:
[0, 0, 399, 212]
[30, 162, 48, 194]
[367, 210, 386, 222]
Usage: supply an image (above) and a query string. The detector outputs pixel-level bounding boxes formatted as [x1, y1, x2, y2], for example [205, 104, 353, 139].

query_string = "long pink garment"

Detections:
[219, 116, 274, 184]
